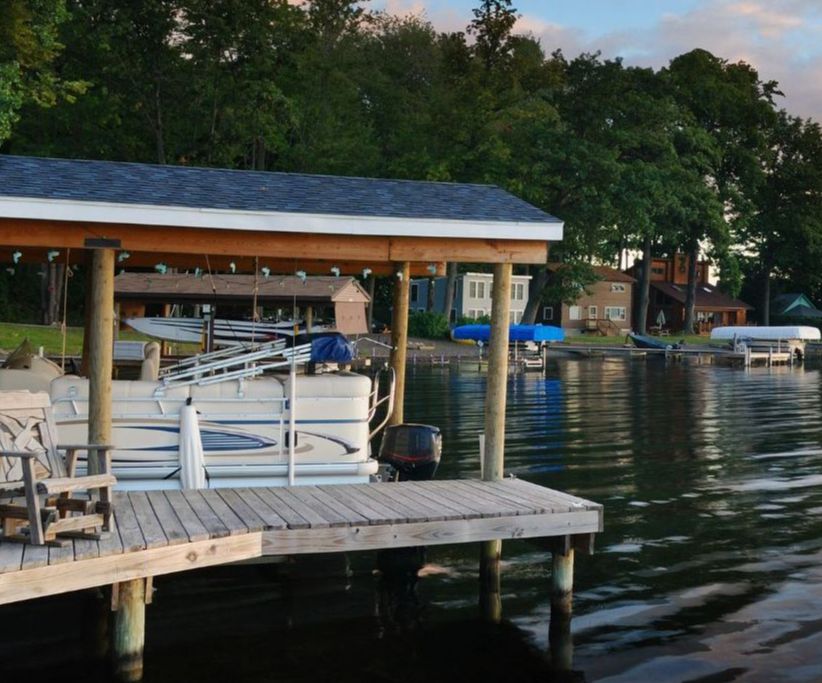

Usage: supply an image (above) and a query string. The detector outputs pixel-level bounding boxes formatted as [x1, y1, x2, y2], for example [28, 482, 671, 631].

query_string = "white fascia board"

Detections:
[0, 196, 564, 241]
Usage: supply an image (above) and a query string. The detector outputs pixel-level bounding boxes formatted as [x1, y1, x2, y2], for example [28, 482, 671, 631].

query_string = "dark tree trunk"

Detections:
[443, 262, 458, 323]
[366, 276, 375, 330]
[40, 263, 49, 324]
[521, 266, 549, 324]
[683, 239, 699, 334]
[761, 264, 771, 325]
[636, 234, 652, 334]
[154, 80, 166, 165]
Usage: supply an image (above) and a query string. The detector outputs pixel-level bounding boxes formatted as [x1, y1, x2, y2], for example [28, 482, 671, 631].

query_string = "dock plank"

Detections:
[346, 483, 430, 523]
[113, 493, 147, 553]
[302, 486, 370, 526]
[163, 491, 210, 542]
[197, 490, 249, 536]
[400, 482, 482, 519]
[465, 480, 558, 513]
[98, 511, 124, 557]
[72, 537, 100, 561]
[262, 488, 332, 529]
[48, 540, 74, 565]
[216, 489, 267, 532]
[234, 488, 287, 530]
[249, 487, 311, 530]
[0, 542, 23, 572]
[146, 491, 188, 546]
[318, 485, 400, 524]
[374, 484, 451, 522]
[421, 481, 516, 517]
[284, 486, 357, 527]
[506, 479, 598, 510]
[21, 542, 49, 569]
[179, 491, 232, 538]
[129, 492, 168, 549]
[450, 479, 539, 515]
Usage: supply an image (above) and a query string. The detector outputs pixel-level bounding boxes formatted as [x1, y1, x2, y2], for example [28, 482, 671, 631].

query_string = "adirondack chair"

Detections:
[0, 391, 115, 545]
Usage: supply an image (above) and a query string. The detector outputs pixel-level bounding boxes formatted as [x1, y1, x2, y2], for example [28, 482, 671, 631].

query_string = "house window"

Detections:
[510, 283, 525, 301]
[610, 283, 626, 293]
[651, 267, 665, 275]
[569, 306, 581, 321]
[477, 281, 486, 299]
[468, 309, 486, 320]
[411, 282, 419, 302]
[509, 310, 522, 324]
[469, 281, 477, 298]
[605, 306, 626, 321]
[543, 306, 554, 321]
[588, 305, 598, 320]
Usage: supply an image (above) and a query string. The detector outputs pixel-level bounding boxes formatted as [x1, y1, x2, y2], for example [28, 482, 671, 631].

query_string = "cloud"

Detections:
[404, 0, 822, 121]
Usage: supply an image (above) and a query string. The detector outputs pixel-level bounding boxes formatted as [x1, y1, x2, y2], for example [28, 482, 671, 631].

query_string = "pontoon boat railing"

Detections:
[158, 343, 312, 391]
[159, 339, 287, 376]
[368, 366, 396, 440]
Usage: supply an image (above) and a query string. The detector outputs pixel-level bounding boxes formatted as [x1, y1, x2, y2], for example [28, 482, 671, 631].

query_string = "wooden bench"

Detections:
[0, 391, 115, 545]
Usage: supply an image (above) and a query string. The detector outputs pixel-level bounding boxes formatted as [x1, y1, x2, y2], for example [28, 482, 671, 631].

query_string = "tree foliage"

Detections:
[2, 1, 821, 327]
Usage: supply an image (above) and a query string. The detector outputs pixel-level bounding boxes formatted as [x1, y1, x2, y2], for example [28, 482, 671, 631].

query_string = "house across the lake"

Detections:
[536, 264, 635, 336]
[409, 272, 532, 323]
[627, 254, 753, 333]
[771, 293, 822, 320]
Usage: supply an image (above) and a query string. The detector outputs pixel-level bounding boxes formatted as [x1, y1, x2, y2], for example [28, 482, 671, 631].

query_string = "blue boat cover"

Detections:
[452, 324, 564, 343]
[310, 334, 355, 362]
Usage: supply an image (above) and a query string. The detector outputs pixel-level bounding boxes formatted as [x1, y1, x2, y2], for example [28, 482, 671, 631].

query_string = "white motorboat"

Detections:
[123, 316, 330, 346]
[711, 325, 820, 360]
[0, 338, 395, 490]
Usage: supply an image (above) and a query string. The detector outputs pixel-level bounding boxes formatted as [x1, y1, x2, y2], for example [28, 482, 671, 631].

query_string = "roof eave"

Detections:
[0, 195, 564, 242]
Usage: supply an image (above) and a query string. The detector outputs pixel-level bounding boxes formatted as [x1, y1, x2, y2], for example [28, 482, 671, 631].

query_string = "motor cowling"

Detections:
[379, 424, 442, 481]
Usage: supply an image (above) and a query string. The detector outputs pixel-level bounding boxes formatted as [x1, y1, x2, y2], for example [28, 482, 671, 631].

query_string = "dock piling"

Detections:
[111, 577, 149, 682]
[549, 539, 575, 671]
[388, 261, 410, 426]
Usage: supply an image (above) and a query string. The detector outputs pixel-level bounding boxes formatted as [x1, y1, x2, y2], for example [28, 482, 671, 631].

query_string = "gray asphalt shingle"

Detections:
[0, 155, 560, 224]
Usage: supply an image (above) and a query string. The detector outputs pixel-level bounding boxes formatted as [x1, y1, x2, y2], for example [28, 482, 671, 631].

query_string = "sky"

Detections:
[376, 0, 822, 121]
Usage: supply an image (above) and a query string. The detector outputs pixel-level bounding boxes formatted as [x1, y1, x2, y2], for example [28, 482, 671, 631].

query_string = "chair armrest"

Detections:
[0, 449, 45, 459]
[57, 445, 114, 477]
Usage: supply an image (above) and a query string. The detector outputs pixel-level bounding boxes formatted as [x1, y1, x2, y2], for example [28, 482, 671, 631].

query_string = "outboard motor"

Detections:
[379, 424, 442, 481]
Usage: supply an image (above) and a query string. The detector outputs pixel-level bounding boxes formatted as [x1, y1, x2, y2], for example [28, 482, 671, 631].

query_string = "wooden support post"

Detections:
[482, 262, 512, 481]
[388, 261, 410, 426]
[305, 305, 314, 334]
[479, 538, 502, 623]
[479, 263, 512, 621]
[549, 541, 575, 671]
[87, 248, 115, 472]
[111, 578, 147, 682]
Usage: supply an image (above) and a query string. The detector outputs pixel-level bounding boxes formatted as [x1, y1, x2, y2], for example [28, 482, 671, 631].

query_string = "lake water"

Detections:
[4, 358, 822, 682]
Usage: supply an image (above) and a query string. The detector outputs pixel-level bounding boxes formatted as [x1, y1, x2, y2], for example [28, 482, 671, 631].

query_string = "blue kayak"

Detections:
[452, 324, 565, 343]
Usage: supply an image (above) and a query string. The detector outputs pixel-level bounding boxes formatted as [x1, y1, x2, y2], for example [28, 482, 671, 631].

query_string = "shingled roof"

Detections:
[0, 155, 562, 240]
[115, 273, 369, 304]
[651, 281, 753, 311]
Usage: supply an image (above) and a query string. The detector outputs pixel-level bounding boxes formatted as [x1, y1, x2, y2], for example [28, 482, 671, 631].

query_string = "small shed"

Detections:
[114, 272, 371, 334]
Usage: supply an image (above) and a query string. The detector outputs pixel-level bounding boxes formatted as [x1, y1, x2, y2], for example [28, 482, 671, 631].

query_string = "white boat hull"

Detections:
[49, 372, 378, 489]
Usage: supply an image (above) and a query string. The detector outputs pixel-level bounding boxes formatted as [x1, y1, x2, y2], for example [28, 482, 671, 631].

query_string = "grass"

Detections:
[0, 322, 195, 357]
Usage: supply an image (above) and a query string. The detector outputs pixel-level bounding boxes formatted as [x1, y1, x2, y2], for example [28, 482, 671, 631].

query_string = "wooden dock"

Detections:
[0, 478, 602, 606]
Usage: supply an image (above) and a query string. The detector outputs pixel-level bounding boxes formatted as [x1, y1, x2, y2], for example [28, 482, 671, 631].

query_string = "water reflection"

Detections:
[3, 360, 822, 682]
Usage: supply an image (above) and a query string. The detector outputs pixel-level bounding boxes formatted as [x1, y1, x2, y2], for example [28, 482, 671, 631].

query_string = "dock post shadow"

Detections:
[549, 536, 576, 672]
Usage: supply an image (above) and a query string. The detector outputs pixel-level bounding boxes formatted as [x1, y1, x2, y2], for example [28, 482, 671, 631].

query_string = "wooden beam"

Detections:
[0, 534, 262, 605]
[483, 262, 512, 481]
[260, 510, 601, 555]
[390, 237, 547, 265]
[0, 247, 445, 277]
[388, 262, 410, 426]
[87, 248, 115, 470]
[0, 218, 547, 264]
[112, 578, 146, 682]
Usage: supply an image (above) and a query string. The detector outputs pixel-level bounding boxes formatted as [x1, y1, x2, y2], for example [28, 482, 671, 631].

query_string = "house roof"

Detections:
[546, 263, 635, 283]
[0, 155, 563, 241]
[114, 273, 370, 304]
[777, 304, 822, 319]
[651, 281, 753, 311]
[772, 293, 818, 315]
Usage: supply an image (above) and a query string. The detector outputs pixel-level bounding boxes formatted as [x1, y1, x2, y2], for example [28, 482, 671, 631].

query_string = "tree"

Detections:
[468, 0, 517, 73]
[0, 0, 85, 143]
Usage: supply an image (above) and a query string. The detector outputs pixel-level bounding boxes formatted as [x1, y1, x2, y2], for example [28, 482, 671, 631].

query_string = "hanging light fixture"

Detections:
[362, 267, 372, 279]
[229, 262, 237, 274]
[154, 263, 168, 274]
[331, 266, 341, 277]
[117, 251, 131, 263]
[12, 250, 22, 264]
[261, 266, 271, 278]
[296, 270, 307, 283]
[427, 263, 437, 274]
[47, 250, 60, 262]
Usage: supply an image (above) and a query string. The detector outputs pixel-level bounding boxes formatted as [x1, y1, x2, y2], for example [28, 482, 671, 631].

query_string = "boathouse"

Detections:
[0, 155, 603, 680]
